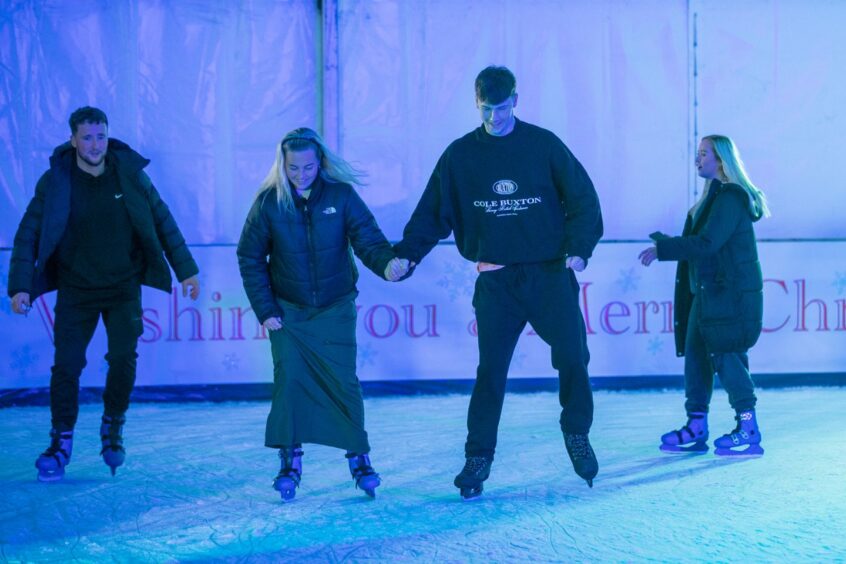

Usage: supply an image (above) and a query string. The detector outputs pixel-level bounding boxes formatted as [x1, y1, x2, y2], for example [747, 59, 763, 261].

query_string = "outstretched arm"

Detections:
[394, 155, 454, 265]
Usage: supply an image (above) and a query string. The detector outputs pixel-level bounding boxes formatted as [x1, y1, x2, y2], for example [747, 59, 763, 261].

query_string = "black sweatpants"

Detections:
[466, 261, 593, 459]
[50, 287, 144, 431]
[683, 295, 757, 415]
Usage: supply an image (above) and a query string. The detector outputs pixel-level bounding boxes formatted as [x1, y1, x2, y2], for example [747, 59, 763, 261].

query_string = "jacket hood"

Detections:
[49, 137, 150, 174]
[715, 181, 763, 223]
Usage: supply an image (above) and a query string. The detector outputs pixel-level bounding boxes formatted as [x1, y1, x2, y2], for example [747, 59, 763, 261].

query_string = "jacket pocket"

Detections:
[698, 285, 762, 353]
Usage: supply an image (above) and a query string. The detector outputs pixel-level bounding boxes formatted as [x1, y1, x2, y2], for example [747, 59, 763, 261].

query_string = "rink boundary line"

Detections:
[4, 238, 846, 252]
[1, 372, 844, 407]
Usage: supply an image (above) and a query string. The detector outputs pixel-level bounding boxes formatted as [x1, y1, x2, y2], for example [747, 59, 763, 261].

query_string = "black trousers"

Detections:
[466, 261, 593, 459]
[683, 295, 757, 415]
[50, 287, 144, 431]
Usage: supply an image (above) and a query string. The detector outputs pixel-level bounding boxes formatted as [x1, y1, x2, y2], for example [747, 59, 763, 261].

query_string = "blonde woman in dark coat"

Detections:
[639, 135, 770, 457]
[238, 128, 409, 501]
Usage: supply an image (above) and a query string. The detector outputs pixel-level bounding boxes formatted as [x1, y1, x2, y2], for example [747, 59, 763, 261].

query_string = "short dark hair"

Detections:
[475, 66, 516, 104]
[68, 106, 109, 134]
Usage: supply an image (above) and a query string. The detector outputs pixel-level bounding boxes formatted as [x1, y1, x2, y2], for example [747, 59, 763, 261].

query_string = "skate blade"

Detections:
[459, 486, 484, 501]
[37, 469, 65, 483]
[660, 442, 709, 454]
[714, 444, 764, 457]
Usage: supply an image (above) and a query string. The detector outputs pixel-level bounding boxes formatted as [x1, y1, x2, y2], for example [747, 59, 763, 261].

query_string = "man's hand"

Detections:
[181, 276, 200, 300]
[11, 292, 31, 315]
[566, 256, 586, 272]
[262, 317, 283, 331]
[638, 246, 658, 266]
[384, 258, 413, 281]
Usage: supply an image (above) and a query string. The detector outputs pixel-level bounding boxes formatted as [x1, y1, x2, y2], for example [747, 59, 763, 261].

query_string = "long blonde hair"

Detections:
[259, 127, 367, 213]
[692, 135, 770, 220]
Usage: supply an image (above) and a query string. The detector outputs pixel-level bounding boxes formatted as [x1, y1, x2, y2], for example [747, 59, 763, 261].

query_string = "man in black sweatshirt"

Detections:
[395, 66, 603, 499]
[8, 106, 200, 481]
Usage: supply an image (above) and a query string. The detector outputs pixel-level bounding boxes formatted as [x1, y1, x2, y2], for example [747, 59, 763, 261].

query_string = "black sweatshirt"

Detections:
[395, 119, 603, 266]
[56, 158, 143, 291]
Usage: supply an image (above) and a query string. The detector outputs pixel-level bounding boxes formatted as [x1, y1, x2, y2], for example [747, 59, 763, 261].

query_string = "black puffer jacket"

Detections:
[8, 139, 199, 298]
[237, 177, 395, 323]
[656, 181, 764, 355]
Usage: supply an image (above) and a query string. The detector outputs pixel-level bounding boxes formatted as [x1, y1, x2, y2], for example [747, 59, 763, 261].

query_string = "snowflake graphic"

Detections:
[10, 345, 39, 376]
[615, 267, 640, 294]
[222, 353, 240, 371]
[647, 336, 664, 356]
[436, 261, 475, 302]
[833, 272, 846, 296]
[357, 342, 377, 370]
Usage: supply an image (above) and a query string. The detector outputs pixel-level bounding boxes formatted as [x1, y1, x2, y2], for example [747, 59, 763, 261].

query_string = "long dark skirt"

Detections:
[265, 298, 370, 454]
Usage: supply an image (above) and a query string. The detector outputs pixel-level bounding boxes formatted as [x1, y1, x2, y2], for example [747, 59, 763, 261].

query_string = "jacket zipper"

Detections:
[303, 201, 318, 306]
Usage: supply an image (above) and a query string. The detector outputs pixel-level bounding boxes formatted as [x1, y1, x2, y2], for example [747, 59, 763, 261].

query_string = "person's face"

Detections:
[695, 139, 722, 180]
[477, 94, 518, 136]
[71, 122, 108, 171]
[285, 148, 320, 190]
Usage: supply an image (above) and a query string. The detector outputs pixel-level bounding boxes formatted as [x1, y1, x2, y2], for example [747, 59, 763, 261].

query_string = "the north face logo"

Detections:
[492, 180, 518, 195]
[322, 207, 337, 215]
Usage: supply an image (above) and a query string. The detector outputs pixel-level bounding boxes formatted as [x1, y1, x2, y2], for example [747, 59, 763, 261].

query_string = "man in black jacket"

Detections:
[395, 66, 603, 499]
[8, 106, 200, 481]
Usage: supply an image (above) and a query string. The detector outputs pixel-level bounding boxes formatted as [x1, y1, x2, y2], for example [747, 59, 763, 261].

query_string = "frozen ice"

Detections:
[1, 388, 844, 561]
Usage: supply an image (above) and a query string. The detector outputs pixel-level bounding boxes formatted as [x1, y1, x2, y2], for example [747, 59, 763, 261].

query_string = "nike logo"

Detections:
[114, 194, 124, 199]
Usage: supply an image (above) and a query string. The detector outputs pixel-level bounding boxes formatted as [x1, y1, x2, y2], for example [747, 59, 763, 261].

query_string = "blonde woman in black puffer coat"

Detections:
[639, 134, 770, 457]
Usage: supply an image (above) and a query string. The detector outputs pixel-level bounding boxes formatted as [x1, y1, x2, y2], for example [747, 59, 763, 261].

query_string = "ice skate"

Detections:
[660, 412, 709, 454]
[714, 410, 764, 457]
[100, 414, 126, 476]
[346, 452, 381, 498]
[453, 455, 492, 500]
[272, 446, 303, 502]
[35, 429, 73, 482]
[564, 433, 598, 487]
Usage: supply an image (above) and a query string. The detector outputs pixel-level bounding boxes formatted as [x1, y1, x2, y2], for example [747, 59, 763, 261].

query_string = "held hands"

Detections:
[384, 257, 413, 282]
[263, 317, 283, 331]
[565, 256, 586, 272]
[181, 276, 200, 300]
[11, 292, 32, 315]
[638, 246, 658, 266]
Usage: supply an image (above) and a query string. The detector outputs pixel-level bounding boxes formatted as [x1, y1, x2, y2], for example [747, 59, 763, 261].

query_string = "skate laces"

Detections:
[347, 453, 376, 478]
[101, 416, 125, 453]
[565, 434, 593, 460]
[43, 430, 72, 459]
[462, 456, 490, 476]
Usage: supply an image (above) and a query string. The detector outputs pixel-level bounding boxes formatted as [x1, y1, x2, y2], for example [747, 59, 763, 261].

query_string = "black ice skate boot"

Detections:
[273, 446, 303, 502]
[35, 428, 74, 482]
[714, 410, 764, 457]
[100, 414, 126, 476]
[660, 412, 709, 454]
[453, 455, 493, 500]
[346, 452, 381, 498]
[564, 433, 598, 488]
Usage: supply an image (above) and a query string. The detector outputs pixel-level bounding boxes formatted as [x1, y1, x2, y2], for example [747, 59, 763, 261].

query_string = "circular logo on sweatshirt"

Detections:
[492, 179, 518, 195]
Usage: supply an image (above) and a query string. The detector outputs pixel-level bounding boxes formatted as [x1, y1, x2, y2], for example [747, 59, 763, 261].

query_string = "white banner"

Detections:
[2, 241, 844, 389]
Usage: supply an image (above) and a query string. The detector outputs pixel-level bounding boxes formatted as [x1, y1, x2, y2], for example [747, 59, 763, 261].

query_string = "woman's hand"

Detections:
[638, 246, 658, 266]
[566, 256, 586, 272]
[262, 317, 283, 331]
[385, 258, 413, 281]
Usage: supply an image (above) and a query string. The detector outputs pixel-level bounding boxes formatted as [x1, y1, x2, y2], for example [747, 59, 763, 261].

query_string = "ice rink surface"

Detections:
[1, 387, 844, 562]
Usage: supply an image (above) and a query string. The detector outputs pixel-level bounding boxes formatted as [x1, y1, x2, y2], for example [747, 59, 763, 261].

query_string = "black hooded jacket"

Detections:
[7, 138, 199, 299]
